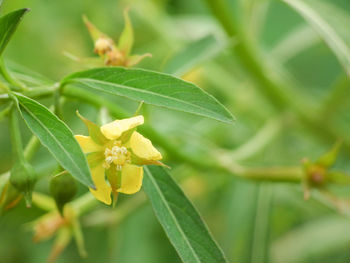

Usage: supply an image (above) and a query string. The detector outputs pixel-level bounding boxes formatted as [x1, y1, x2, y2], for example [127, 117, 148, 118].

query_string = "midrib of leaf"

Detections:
[19, 102, 88, 184]
[145, 167, 202, 263]
[283, 0, 350, 75]
[65, 78, 229, 121]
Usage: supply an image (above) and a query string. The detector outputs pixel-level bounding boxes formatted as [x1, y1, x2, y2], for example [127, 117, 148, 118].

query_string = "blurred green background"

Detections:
[2, 0, 350, 262]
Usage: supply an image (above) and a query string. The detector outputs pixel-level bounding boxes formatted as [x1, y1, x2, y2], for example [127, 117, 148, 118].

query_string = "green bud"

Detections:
[50, 172, 77, 215]
[10, 161, 37, 207]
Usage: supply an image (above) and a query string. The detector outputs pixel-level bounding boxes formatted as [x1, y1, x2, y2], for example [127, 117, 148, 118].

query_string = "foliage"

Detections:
[1, 0, 350, 263]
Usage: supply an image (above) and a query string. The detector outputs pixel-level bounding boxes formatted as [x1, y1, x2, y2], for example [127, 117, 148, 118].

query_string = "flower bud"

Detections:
[50, 172, 77, 215]
[10, 161, 37, 207]
[94, 37, 114, 56]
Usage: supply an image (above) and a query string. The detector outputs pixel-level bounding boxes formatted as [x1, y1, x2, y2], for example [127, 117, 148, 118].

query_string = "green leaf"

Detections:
[0, 8, 29, 56]
[12, 93, 94, 188]
[61, 67, 234, 123]
[282, 0, 350, 77]
[143, 166, 228, 263]
[163, 35, 223, 76]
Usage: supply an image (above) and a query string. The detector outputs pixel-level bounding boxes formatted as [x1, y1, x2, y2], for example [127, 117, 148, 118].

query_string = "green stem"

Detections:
[23, 83, 60, 98]
[203, 0, 350, 152]
[24, 136, 40, 160]
[9, 108, 25, 163]
[83, 193, 146, 227]
[229, 116, 284, 161]
[0, 59, 26, 90]
[71, 193, 98, 216]
[238, 166, 302, 183]
[0, 83, 59, 102]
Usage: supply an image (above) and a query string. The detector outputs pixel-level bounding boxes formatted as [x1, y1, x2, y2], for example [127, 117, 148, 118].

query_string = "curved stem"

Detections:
[9, 108, 25, 163]
[0, 59, 27, 90]
[238, 166, 302, 182]
[23, 83, 60, 98]
[203, 0, 350, 153]
[24, 136, 40, 161]
[229, 116, 284, 161]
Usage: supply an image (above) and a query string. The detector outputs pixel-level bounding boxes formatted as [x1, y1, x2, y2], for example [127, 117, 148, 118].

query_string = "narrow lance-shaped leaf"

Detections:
[143, 166, 228, 263]
[12, 93, 94, 188]
[282, 0, 350, 77]
[0, 8, 29, 56]
[61, 67, 234, 123]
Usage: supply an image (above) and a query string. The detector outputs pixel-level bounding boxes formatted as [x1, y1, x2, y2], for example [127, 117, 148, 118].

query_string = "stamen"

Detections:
[120, 146, 127, 154]
[105, 156, 113, 164]
[104, 148, 111, 157]
[103, 144, 130, 171]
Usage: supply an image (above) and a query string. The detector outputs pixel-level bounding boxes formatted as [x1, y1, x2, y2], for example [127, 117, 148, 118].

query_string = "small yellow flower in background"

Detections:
[75, 113, 162, 205]
[83, 8, 151, 67]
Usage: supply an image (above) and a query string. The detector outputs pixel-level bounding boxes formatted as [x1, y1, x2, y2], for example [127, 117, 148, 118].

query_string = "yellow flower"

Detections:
[75, 114, 162, 205]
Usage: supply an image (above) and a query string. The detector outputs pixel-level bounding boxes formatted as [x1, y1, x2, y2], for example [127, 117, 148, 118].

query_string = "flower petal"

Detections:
[100, 115, 144, 140]
[118, 164, 143, 194]
[75, 135, 104, 153]
[89, 164, 111, 205]
[128, 132, 162, 161]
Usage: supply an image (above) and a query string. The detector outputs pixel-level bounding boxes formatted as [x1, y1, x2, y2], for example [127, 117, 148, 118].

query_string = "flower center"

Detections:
[103, 143, 130, 171]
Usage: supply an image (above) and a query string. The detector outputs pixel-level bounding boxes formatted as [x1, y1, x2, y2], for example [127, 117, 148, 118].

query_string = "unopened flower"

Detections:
[75, 114, 162, 205]
[302, 141, 350, 200]
[94, 37, 114, 56]
[83, 9, 151, 67]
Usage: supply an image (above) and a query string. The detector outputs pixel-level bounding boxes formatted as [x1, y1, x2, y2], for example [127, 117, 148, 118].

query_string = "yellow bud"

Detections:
[94, 37, 114, 56]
